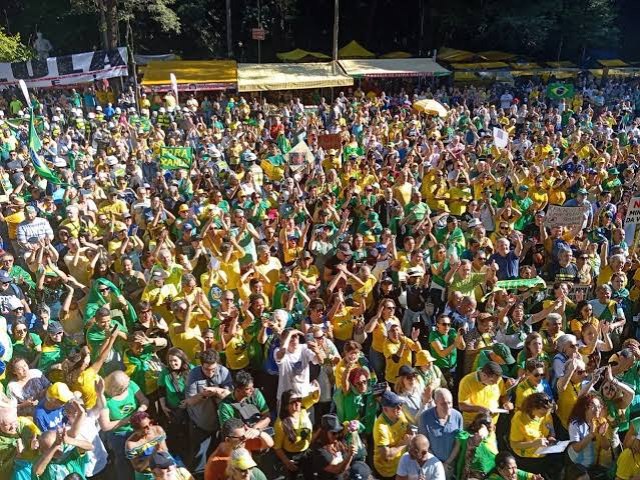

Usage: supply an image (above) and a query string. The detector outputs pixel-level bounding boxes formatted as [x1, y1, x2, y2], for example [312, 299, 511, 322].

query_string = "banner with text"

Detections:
[624, 196, 640, 250]
[545, 205, 590, 229]
[0, 48, 128, 88]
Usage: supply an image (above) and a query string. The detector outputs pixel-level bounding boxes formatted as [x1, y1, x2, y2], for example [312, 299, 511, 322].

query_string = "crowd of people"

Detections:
[0, 74, 640, 480]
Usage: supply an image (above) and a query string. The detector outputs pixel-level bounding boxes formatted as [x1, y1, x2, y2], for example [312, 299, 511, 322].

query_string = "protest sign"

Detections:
[0, 48, 128, 88]
[285, 140, 314, 172]
[624, 196, 640, 249]
[318, 133, 342, 150]
[160, 147, 193, 170]
[493, 127, 509, 149]
[545, 205, 590, 229]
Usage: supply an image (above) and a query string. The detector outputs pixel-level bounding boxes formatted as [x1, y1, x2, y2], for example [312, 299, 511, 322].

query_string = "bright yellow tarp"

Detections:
[338, 58, 450, 77]
[339, 41, 375, 59]
[237, 62, 353, 92]
[437, 48, 476, 63]
[141, 60, 237, 87]
[276, 49, 330, 62]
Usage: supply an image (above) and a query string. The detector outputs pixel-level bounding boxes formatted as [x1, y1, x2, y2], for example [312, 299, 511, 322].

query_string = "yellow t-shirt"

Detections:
[616, 448, 640, 480]
[557, 380, 582, 428]
[373, 412, 410, 478]
[509, 411, 551, 458]
[332, 306, 356, 342]
[371, 317, 400, 353]
[168, 321, 204, 362]
[255, 257, 282, 297]
[273, 390, 319, 453]
[218, 249, 245, 291]
[224, 328, 250, 371]
[5, 211, 25, 239]
[383, 338, 419, 383]
[64, 253, 93, 287]
[515, 380, 541, 410]
[458, 371, 504, 426]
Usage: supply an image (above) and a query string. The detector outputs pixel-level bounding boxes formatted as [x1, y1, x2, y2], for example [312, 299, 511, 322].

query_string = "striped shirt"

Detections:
[16, 218, 53, 248]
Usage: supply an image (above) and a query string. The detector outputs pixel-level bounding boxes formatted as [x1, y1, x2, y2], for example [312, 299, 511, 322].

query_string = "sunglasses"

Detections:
[14, 328, 27, 334]
[98, 288, 109, 293]
[532, 372, 544, 378]
[384, 306, 396, 310]
[439, 322, 451, 327]
[576, 369, 586, 374]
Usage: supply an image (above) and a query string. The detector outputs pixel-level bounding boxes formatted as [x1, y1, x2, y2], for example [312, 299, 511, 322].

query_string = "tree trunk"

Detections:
[104, 0, 118, 50]
[332, 0, 339, 62]
[226, 0, 233, 58]
[98, 0, 109, 50]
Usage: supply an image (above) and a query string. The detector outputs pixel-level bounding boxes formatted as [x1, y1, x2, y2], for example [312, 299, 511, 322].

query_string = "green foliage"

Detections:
[173, 0, 225, 57]
[0, 28, 33, 62]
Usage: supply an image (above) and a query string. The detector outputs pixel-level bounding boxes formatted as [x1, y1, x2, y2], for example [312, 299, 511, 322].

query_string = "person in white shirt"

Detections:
[500, 91, 514, 110]
[274, 329, 323, 410]
[396, 434, 445, 480]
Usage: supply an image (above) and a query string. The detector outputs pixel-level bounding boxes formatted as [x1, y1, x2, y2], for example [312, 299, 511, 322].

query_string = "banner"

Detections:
[0, 48, 128, 88]
[159, 147, 193, 170]
[545, 205, 590, 229]
[624, 196, 640, 250]
[317, 134, 342, 151]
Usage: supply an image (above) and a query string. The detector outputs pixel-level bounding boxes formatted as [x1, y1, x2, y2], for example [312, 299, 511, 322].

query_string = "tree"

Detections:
[70, 0, 181, 50]
[0, 28, 33, 62]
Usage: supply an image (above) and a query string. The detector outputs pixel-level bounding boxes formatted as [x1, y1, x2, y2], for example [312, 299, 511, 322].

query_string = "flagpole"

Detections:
[18, 80, 31, 111]
[170, 73, 179, 109]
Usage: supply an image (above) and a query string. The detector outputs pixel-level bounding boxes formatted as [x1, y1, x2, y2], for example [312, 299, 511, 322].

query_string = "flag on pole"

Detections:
[28, 109, 63, 184]
[159, 146, 193, 170]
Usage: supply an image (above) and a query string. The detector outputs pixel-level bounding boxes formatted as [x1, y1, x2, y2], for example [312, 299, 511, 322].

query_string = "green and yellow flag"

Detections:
[547, 83, 575, 100]
[159, 146, 193, 170]
[28, 109, 63, 185]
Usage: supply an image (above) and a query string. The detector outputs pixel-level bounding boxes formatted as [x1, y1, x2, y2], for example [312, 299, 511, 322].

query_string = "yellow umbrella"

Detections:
[413, 99, 448, 117]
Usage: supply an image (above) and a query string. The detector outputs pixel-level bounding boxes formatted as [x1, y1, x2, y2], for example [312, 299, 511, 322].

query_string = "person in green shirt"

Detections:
[429, 315, 465, 378]
[485, 451, 542, 480]
[158, 347, 191, 460]
[37, 321, 74, 378]
[86, 307, 128, 375]
[10, 319, 42, 366]
[217, 370, 270, 430]
[333, 366, 378, 434]
[31, 401, 93, 480]
[2, 253, 36, 297]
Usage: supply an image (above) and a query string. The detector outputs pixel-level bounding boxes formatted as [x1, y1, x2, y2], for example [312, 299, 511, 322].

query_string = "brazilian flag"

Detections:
[159, 146, 194, 170]
[547, 83, 575, 100]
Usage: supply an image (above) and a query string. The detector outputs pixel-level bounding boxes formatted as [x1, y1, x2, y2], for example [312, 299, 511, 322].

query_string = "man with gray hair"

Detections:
[552, 334, 579, 387]
[418, 388, 462, 476]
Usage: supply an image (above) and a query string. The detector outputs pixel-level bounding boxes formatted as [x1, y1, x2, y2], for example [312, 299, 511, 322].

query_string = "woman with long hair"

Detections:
[158, 347, 191, 460]
[125, 411, 169, 480]
[570, 301, 599, 340]
[567, 392, 615, 475]
[273, 386, 320, 480]
[9, 319, 41, 367]
[394, 366, 430, 424]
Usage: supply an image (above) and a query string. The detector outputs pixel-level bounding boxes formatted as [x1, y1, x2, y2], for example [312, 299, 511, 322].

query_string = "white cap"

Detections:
[17, 110, 24, 117]
[159, 107, 166, 113]
[52, 115, 60, 123]
[88, 112, 96, 119]
[115, 107, 121, 114]
[53, 157, 67, 167]
[107, 122, 115, 129]
[106, 155, 118, 166]
[96, 106, 102, 112]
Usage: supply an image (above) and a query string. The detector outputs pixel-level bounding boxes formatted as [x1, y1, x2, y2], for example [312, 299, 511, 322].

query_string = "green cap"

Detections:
[492, 343, 515, 365]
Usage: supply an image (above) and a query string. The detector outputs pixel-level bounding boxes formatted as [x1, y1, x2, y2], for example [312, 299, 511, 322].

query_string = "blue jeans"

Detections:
[369, 348, 386, 381]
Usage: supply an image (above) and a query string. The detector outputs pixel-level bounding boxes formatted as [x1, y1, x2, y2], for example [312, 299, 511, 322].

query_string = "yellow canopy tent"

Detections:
[338, 58, 450, 78]
[141, 60, 237, 91]
[276, 48, 330, 62]
[477, 51, 517, 61]
[338, 41, 375, 59]
[449, 61, 510, 70]
[545, 61, 578, 69]
[597, 59, 629, 68]
[510, 62, 543, 77]
[437, 48, 476, 63]
[380, 51, 412, 59]
[237, 63, 353, 92]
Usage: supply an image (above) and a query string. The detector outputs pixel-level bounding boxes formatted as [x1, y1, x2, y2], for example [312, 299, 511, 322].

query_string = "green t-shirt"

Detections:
[158, 368, 190, 409]
[428, 329, 457, 370]
[31, 445, 86, 480]
[106, 381, 141, 434]
[217, 390, 269, 428]
[12, 333, 42, 364]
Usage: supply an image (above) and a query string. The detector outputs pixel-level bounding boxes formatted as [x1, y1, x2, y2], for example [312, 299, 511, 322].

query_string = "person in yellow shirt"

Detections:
[2, 197, 26, 253]
[98, 187, 130, 219]
[254, 245, 283, 297]
[448, 178, 473, 216]
[383, 322, 420, 386]
[167, 298, 205, 362]
[509, 392, 558, 478]
[458, 361, 513, 427]
[515, 359, 547, 410]
[141, 270, 179, 318]
[364, 300, 402, 381]
[616, 442, 640, 480]
[211, 239, 245, 292]
[373, 391, 412, 479]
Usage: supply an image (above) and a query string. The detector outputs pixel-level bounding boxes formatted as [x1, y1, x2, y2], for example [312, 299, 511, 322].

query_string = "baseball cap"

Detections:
[0, 270, 10, 283]
[380, 391, 405, 408]
[397, 365, 417, 377]
[367, 212, 379, 222]
[381, 276, 394, 284]
[577, 188, 588, 195]
[47, 321, 64, 335]
[321, 414, 343, 433]
[467, 218, 482, 229]
[178, 204, 189, 212]
[407, 267, 424, 277]
[349, 462, 372, 480]
[338, 243, 353, 256]
[415, 350, 436, 366]
[149, 451, 176, 469]
[46, 382, 74, 403]
[230, 448, 257, 470]
[492, 343, 516, 365]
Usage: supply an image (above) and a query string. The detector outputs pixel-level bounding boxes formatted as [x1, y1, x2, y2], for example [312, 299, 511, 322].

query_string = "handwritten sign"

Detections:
[545, 205, 590, 229]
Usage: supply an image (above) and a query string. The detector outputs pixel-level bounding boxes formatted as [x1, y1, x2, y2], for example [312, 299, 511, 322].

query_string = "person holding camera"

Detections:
[217, 370, 270, 432]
